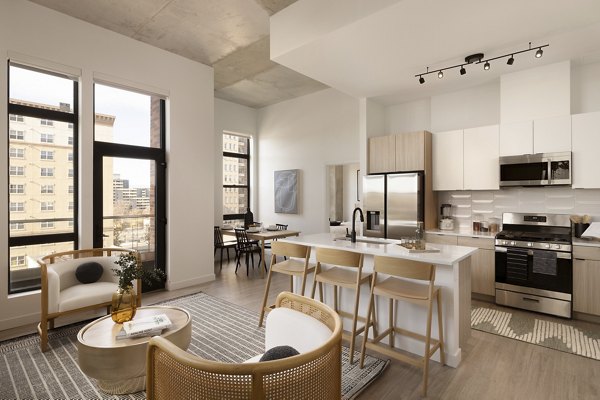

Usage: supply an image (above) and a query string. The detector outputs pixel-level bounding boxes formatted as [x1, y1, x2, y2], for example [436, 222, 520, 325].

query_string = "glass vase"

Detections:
[111, 286, 137, 324]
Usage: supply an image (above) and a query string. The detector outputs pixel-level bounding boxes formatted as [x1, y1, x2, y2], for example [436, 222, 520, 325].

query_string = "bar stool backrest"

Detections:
[316, 247, 363, 269]
[271, 241, 310, 259]
[374, 255, 435, 282]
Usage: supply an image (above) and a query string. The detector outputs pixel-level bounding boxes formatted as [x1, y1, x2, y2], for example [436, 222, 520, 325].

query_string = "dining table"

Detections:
[222, 228, 301, 278]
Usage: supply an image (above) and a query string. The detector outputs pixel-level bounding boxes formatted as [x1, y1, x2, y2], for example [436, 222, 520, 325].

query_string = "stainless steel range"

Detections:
[495, 213, 572, 318]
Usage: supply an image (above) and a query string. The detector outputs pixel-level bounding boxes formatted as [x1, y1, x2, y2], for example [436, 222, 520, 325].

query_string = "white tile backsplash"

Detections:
[437, 187, 600, 226]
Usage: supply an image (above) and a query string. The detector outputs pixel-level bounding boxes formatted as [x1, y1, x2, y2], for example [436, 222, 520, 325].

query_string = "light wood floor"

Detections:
[2, 257, 599, 400]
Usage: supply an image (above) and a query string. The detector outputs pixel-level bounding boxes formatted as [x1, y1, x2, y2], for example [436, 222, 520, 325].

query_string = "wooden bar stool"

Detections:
[258, 241, 313, 327]
[359, 255, 445, 397]
[310, 247, 377, 364]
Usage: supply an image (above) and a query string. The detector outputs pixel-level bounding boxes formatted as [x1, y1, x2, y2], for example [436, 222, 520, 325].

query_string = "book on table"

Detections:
[122, 313, 172, 336]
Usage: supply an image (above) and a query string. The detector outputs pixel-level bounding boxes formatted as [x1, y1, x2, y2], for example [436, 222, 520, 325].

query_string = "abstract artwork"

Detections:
[274, 169, 298, 213]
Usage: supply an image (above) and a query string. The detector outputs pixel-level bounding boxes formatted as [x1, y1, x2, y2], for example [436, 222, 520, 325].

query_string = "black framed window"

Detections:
[7, 62, 78, 294]
[222, 133, 250, 224]
[93, 82, 166, 291]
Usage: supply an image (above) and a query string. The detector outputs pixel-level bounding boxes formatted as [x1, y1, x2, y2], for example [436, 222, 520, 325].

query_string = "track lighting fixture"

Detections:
[535, 48, 543, 58]
[415, 42, 548, 84]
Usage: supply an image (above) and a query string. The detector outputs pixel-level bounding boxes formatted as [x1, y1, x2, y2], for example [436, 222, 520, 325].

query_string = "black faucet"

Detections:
[351, 207, 364, 243]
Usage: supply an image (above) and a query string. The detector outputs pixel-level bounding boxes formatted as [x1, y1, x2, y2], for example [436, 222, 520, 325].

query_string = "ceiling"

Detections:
[27, 0, 328, 108]
[272, 0, 600, 105]
[27, 0, 600, 109]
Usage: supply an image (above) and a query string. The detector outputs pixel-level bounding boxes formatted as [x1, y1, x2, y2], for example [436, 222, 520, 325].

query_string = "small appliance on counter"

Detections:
[439, 204, 454, 230]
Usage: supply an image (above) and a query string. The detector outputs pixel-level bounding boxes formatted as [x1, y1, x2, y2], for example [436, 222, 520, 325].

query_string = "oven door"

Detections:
[495, 246, 572, 294]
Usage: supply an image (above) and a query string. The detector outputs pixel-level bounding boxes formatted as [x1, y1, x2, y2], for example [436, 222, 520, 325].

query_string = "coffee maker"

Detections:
[439, 204, 454, 230]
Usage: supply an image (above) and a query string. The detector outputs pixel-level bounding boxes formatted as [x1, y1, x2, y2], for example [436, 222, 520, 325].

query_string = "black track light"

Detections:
[415, 42, 547, 85]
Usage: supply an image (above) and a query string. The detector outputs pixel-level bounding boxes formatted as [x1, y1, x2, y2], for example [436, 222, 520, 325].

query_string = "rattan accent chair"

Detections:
[37, 248, 141, 352]
[146, 292, 343, 400]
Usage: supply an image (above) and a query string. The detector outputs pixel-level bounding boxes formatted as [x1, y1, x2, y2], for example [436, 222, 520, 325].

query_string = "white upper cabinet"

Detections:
[432, 130, 463, 191]
[533, 115, 571, 153]
[499, 120, 533, 156]
[572, 111, 600, 189]
[463, 125, 499, 190]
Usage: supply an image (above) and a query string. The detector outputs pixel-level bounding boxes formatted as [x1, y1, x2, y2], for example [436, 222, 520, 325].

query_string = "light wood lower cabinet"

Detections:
[424, 233, 457, 246]
[457, 236, 495, 296]
[573, 246, 600, 316]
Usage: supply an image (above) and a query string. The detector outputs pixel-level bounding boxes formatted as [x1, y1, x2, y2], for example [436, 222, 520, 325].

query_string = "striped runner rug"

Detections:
[0, 292, 388, 399]
[471, 305, 600, 361]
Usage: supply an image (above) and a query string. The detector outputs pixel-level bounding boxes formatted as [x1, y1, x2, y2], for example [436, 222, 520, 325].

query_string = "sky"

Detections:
[10, 65, 153, 188]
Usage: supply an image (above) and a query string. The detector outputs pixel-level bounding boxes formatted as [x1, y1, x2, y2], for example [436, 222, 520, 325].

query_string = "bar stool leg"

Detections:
[437, 290, 446, 365]
[349, 283, 362, 364]
[359, 288, 375, 369]
[258, 259, 275, 327]
[422, 299, 434, 397]
[299, 271, 308, 296]
[318, 282, 324, 302]
[333, 285, 339, 312]
[389, 298, 395, 348]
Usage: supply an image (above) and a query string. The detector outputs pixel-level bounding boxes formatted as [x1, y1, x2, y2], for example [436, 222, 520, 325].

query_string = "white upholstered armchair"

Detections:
[37, 248, 141, 352]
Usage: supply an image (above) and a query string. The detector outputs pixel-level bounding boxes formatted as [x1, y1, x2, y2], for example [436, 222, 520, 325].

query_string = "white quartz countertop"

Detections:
[279, 233, 477, 266]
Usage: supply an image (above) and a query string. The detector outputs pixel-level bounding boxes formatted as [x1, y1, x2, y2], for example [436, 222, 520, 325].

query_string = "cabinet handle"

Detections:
[522, 297, 540, 303]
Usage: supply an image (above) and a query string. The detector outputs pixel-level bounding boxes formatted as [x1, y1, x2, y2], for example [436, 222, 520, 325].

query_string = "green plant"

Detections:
[112, 251, 165, 291]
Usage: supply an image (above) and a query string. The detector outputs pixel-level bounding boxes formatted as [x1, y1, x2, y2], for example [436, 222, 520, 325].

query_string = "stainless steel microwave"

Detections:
[499, 152, 571, 187]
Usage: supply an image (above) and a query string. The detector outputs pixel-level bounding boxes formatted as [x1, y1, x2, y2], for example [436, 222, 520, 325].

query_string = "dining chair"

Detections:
[265, 224, 289, 261]
[214, 226, 237, 271]
[234, 228, 262, 276]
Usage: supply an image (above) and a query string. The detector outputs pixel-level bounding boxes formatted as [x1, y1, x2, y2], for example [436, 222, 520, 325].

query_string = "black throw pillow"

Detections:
[259, 345, 300, 362]
[75, 262, 104, 284]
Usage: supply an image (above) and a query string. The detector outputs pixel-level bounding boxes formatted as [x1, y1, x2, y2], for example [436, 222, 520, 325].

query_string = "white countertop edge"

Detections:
[573, 238, 600, 248]
[279, 233, 477, 266]
[426, 229, 496, 239]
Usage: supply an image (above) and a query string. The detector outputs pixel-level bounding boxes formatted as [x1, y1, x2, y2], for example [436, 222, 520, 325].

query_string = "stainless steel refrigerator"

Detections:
[363, 172, 424, 239]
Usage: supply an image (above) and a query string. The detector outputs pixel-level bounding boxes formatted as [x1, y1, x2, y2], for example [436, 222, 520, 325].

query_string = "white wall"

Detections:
[572, 61, 600, 114]
[0, 1, 215, 329]
[501, 60, 571, 123]
[386, 98, 431, 134]
[430, 82, 500, 132]
[214, 98, 257, 226]
[257, 89, 359, 234]
[343, 163, 360, 222]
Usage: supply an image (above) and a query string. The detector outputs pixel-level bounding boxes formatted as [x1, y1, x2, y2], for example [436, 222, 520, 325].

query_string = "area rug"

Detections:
[0, 292, 388, 400]
[471, 305, 600, 361]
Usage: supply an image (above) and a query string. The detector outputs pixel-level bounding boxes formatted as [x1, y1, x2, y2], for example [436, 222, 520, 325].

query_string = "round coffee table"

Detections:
[77, 306, 192, 394]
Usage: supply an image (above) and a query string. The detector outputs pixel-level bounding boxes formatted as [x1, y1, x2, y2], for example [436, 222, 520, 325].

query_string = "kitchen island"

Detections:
[279, 233, 477, 367]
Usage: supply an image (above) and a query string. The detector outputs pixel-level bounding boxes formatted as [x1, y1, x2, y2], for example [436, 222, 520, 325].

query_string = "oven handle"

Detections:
[495, 246, 572, 260]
